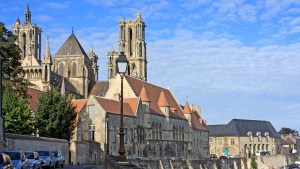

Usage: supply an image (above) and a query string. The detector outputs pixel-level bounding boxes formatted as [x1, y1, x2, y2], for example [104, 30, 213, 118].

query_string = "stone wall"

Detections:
[70, 140, 101, 165]
[5, 133, 69, 163]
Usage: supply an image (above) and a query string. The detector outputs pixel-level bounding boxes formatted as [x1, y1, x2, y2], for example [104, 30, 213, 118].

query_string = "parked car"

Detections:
[0, 150, 30, 169]
[255, 150, 270, 156]
[51, 151, 64, 168]
[0, 153, 13, 169]
[209, 154, 218, 159]
[219, 156, 228, 159]
[36, 151, 55, 169]
[25, 151, 43, 169]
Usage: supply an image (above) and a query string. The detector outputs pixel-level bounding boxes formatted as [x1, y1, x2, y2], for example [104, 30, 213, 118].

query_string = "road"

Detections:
[62, 165, 104, 169]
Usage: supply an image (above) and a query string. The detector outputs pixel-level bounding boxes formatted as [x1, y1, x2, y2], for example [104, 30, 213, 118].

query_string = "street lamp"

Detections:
[116, 51, 128, 162]
[106, 114, 110, 155]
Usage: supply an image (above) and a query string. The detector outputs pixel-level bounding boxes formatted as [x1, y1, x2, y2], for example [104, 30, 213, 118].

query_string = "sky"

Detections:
[1, 0, 300, 131]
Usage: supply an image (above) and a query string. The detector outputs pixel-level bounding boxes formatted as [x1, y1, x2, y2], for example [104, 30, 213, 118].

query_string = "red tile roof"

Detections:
[183, 102, 192, 114]
[157, 90, 170, 107]
[124, 98, 140, 115]
[94, 96, 136, 117]
[125, 76, 186, 120]
[71, 99, 87, 113]
[26, 87, 43, 113]
[139, 86, 150, 102]
[71, 99, 87, 124]
[191, 112, 208, 131]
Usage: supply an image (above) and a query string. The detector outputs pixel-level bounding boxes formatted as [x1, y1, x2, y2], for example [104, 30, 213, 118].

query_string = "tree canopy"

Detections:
[2, 82, 34, 135]
[278, 127, 298, 135]
[35, 88, 77, 141]
[0, 22, 28, 98]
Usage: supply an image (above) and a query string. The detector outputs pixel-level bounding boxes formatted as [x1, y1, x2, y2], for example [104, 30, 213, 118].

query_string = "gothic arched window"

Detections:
[59, 62, 64, 76]
[129, 28, 133, 55]
[72, 62, 77, 77]
[22, 33, 26, 58]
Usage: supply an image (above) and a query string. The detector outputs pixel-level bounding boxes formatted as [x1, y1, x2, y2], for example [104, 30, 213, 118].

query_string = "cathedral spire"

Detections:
[42, 37, 52, 64]
[24, 4, 31, 24]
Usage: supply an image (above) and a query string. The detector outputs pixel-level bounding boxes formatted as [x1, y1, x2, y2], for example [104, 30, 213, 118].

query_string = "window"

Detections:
[130, 128, 133, 143]
[72, 62, 77, 77]
[88, 105, 95, 118]
[209, 138, 212, 143]
[231, 139, 234, 146]
[217, 139, 222, 146]
[113, 127, 116, 143]
[124, 128, 127, 144]
[88, 125, 95, 141]
[59, 62, 64, 76]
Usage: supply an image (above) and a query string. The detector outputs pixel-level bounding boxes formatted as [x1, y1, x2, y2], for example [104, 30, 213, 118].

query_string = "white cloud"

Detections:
[43, 2, 70, 9]
[35, 15, 52, 23]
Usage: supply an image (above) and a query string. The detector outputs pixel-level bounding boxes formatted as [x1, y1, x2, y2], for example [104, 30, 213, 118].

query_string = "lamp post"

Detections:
[116, 51, 128, 162]
[106, 114, 110, 155]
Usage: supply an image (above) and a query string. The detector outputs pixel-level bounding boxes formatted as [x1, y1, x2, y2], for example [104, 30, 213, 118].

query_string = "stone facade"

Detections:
[107, 12, 147, 81]
[208, 119, 281, 158]
[12, 5, 98, 98]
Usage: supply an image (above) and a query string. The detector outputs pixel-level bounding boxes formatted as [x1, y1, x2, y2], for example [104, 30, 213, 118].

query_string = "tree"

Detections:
[0, 22, 28, 98]
[35, 88, 77, 141]
[278, 127, 298, 134]
[2, 82, 34, 135]
[251, 156, 257, 169]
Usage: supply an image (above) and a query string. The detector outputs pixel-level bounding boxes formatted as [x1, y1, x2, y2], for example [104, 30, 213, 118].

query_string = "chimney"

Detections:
[198, 106, 201, 117]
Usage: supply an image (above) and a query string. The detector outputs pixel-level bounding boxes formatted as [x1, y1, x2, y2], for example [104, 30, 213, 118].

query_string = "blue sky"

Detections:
[1, 0, 300, 131]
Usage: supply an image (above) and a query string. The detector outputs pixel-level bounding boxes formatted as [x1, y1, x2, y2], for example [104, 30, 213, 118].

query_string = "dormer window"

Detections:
[264, 132, 270, 142]
[247, 131, 253, 142]
[256, 132, 261, 142]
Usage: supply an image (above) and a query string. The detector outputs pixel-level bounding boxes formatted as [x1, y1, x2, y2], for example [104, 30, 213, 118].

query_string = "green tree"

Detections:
[278, 127, 298, 134]
[2, 82, 34, 135]
[251, 156, 257, 169]
[0, 22, 28, 98]
[35, 88, 77, 141]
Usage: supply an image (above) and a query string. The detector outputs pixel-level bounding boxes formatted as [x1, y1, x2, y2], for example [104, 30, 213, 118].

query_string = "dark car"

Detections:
[219, 156, 228, 159]
[0, 153, 13, 169]
[51, 151, 64, 168]
[25, 151, 42, 169]
[209, 154, 218, 159]
[36, 151, 55, 169]
[0, 151, 30, 169]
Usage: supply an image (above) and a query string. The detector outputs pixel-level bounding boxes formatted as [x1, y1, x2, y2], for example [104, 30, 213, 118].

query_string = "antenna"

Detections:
[72, 26, 74, 34]
[186, 96, 188, 102]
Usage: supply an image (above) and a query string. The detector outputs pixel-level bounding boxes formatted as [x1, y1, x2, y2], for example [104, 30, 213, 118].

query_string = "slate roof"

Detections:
[55, 33, 87, 56]
[89, 81, 109, 97]
[125, 76, 187, 120]
[207, 119, 280, 138]
[50, 72, 82, 98]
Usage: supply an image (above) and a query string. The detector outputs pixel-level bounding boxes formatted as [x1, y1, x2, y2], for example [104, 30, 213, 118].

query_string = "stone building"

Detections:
[12, 5, 98, 98]
[71, 75, 209, 163]
[207, 119, 281, 158]
[8, 5, 210, 163]
[107, 12, 147, 81]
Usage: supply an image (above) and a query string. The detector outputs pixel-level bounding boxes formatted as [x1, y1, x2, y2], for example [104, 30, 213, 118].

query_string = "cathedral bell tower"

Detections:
[13, 4, 42, 63]
[107, 12, 147, 81]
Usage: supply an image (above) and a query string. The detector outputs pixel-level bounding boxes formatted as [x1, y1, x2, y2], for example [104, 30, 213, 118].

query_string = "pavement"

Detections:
[63, 165, 104, 169]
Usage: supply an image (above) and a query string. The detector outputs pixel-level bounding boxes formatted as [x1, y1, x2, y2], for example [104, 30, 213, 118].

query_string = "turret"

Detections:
[24, 4, 31, 24]
[88, 47, 99, 81]
[42, 38, 52, 83]
[158, 90, 170, 118]
[183, 102, 192, 125]
[139, 85, 150, 113]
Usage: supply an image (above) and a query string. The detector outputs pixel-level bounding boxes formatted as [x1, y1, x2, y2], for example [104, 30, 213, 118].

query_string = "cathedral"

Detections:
[13, 5, 99, 98]
[12, 5, 209, 164]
